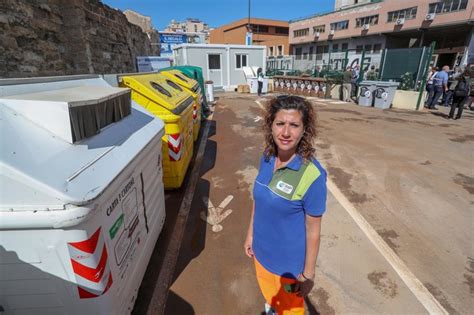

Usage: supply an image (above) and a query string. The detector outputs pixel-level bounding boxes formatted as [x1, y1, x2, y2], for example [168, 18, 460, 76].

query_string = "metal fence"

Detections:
[379, 46, 433, 89]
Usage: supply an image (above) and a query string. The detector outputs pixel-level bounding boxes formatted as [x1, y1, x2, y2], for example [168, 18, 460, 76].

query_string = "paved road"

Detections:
[151, 93, 474, 314]
[134, 93, 472, 314]
[312, 98, 473, 314]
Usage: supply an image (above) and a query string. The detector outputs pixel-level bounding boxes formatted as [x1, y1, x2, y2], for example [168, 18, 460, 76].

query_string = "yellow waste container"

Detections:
[159, 70, 202, 141]
[120, 73, 194, 189]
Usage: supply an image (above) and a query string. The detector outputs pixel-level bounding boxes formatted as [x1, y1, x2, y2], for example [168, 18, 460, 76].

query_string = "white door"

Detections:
[207, 54, 223, 87]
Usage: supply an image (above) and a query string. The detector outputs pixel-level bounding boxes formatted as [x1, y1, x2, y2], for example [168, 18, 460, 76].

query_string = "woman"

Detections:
[245, 95, 327, 314]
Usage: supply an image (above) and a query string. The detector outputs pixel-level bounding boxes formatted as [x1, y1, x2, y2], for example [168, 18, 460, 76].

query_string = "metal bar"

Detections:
[415, 46, 426, 89]
[379, 48, 387, 80]
[415, 42, 436, 111]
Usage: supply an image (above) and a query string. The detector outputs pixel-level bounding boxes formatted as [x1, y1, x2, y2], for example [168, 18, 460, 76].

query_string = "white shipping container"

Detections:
[0, 78, 166, 314]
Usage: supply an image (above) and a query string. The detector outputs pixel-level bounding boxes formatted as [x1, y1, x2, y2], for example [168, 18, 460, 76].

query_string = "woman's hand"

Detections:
[295, 273, 314, 297]
[244, 233, 254, 258]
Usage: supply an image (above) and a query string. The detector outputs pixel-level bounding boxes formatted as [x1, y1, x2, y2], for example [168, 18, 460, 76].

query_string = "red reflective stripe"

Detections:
[68, 227, 101, 254]
[168, 133, 182, 161]
[77, 273, 113, 299]
[71, 246, 108, 283]
[78, 286, 99, 299]
[168, 141, 182, 153]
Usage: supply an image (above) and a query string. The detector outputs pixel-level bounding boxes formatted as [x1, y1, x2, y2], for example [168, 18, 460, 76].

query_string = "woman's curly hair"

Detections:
[263, 95, 317, 161]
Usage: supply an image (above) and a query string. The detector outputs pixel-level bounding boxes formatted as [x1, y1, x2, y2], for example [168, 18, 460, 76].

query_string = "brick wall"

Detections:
[0, 0, 159, 78]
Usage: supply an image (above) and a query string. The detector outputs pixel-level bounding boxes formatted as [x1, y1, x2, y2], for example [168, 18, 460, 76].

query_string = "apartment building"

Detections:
[210, 18, 290, 57]
[164, 18, 210, 34]
[289, 0, 473, 71]
[163, 18, 211, 43]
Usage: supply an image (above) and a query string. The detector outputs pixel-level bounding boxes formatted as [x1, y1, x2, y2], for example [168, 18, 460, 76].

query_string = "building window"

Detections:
[313, 25, 325, 33]
[194, 25, 198, 32]
[251, 24, 269, 34]
[364, 44, 372, 52]
[429, 0, 468, 14]
[235, 54, 247, 69]
[295, 47, 302, 60]
[275, 27, 289, 34]
[277, 45, 283, 56]
[332, 44, 339, 52]
[208, 54, 221, 70]
[387, 7, 418, 22]
[294, 28, 309, 37]
[373, 43, 382, 53]
[356, 45, 363, 53]
[309, 46, 314, 60]
[356, 15, 379, 27]
[341, 43, 348, 51]
[316, 45, 328, 60]
[330, 20, 349, 31]
[269, 46, 274, 56]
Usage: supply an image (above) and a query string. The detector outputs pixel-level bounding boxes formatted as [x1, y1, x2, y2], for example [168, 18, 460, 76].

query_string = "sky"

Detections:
[101, 0, 335, 30]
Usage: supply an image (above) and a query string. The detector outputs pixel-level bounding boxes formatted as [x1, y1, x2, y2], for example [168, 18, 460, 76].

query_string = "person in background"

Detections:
[351, 65, 360, 99]
[448, 69, 471, 120]
[427, 65, 449, 110]
[425, 66, 438, 106]
[444, 66, 463, 107]
[313, 66, 321, 78]
[366, 65, 378, 81]
[245, 95, 327, 315]
[257, 67, 264, 97]
[342, 66, 352, 102]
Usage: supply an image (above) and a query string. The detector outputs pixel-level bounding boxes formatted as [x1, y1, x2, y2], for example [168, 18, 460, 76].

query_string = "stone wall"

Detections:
[0, 0, 159, 78]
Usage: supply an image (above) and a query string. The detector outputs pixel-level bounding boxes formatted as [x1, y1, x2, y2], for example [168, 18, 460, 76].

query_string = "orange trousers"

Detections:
[254, 258, 304, 315]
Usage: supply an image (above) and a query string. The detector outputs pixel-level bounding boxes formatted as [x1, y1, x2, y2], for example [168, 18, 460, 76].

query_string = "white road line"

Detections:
[327, 178, 448, 315]
[330, 101, 351, 104]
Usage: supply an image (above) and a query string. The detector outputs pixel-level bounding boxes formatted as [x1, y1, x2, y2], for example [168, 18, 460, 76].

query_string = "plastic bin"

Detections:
[120, 73, 194, 189]
[373, 81, 400, 109]
[358, 80, 378, 107]
[159, 70, 202, 142]
[160, 66, 210, 118]
[0, 79, 166, 314]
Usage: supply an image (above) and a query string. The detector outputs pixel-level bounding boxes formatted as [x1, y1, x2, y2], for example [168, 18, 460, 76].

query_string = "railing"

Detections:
[272, 75, 332, 98]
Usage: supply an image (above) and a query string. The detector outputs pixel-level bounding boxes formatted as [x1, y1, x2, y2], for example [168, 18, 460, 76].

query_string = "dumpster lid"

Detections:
[121, 74, 193, 115]
[1, 86, 132, 143]
[160, 70, 199, 91]
[0, 86, 164, 211]
[374, 81, 400, 87]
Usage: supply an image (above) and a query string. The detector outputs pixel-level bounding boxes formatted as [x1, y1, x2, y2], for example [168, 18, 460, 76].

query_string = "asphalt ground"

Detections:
[134, 93, 473, 314]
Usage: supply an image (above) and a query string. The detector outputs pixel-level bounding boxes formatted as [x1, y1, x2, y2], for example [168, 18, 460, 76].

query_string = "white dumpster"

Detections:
[0, 78, 166, 314]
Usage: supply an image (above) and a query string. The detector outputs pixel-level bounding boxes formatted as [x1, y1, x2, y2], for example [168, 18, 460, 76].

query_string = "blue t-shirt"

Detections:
[433, 71, 448, 87]
[252, 154, 327, 278]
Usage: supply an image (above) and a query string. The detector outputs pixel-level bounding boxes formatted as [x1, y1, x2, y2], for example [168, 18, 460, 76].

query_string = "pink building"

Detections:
[289, 0, 473, 70]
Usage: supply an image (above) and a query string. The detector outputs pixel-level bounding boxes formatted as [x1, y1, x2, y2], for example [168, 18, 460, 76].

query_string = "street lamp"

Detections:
[246, 0, 252, 45]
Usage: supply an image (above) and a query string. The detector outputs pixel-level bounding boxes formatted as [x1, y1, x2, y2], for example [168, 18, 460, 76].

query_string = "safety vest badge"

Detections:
[276, 180, 294, 194]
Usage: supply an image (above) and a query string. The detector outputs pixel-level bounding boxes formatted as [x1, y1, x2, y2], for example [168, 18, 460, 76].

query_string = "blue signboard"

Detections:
[160, 33, 187, 57]
[246, 32, 253, 46]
